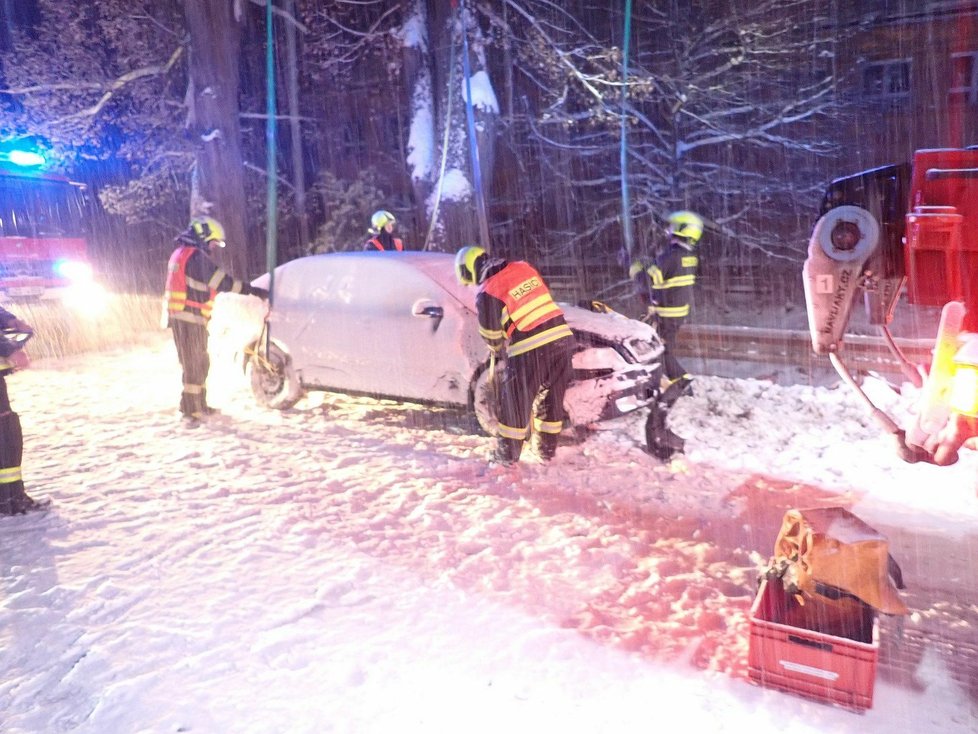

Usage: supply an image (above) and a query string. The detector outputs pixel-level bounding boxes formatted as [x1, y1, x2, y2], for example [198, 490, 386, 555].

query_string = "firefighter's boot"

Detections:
[0, 485, 45, 515]
[530, 432, 558, 461]
[492, 437, 522, 465]
[0, 411, 42, 516]
[644, 404, 685, 459]
[180, 382, 207, 420]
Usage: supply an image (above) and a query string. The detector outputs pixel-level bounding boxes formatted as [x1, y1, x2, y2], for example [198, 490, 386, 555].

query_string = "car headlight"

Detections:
[625, 336, 658, 361]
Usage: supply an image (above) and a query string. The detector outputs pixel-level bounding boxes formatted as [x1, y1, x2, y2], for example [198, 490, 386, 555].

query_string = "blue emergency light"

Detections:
[6, 149, 46, 167]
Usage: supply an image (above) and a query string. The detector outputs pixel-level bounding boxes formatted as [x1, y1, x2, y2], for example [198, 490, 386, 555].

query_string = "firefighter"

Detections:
[363, 210, 405, 252]
[455, 245, 576, 464]
[164, 216, 268, 427]
[630, 210, 704, 397]
[0, 307, 42, 516]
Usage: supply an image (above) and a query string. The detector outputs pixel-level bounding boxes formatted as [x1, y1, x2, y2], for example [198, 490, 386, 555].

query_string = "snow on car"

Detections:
[209, 251, 665, 431]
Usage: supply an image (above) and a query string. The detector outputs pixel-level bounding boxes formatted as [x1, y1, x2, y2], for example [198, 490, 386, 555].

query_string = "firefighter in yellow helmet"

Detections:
[163, 216, 268, 427]
[363, 209, 405, 251]
[456, 245, 576, 464]
[630, 210, 704, 398]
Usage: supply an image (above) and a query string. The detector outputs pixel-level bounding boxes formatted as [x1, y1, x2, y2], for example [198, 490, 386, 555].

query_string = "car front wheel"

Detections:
[246, 340, 303, 410]
[471, 365, 500, 436]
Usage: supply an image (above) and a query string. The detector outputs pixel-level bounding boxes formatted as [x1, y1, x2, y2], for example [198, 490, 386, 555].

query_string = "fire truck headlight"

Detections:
[54, 259, 94, 282]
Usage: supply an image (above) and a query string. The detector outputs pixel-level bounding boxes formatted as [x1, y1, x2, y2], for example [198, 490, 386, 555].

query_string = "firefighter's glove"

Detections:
[6, 350, 29, 371]
[893, 430, 938, 465]
[641, 306, 658, 327]
[924, 414, 978, 467]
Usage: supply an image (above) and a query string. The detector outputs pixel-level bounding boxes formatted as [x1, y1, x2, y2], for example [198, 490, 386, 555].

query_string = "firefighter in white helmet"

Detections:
[163, 216, 268, 427]
[455, 245, 575, 464]
[630, 210, 704, 398]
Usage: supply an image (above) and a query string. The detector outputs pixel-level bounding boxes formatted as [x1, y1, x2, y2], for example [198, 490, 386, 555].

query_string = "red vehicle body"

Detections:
[803, 148, 978, 463]
[902, 148, 978, 322]
[0, 164, 97, 304]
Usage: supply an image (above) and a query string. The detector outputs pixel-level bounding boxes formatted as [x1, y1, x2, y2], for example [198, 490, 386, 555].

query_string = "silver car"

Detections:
[214, 251, 665, 433]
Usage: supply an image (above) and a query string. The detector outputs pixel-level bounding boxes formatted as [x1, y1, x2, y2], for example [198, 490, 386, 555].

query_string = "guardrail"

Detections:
[677, 324, 935, 377]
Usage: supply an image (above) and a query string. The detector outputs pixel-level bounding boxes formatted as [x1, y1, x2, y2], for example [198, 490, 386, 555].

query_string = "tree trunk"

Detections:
[182, 0, 251, 278]
[423, 0, 498, 253]
[404, 0, 434, 246]
[285, 0, 309, 252]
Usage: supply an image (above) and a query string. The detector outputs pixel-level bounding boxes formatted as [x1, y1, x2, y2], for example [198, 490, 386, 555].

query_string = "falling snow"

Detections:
[1, 317, 976, 732]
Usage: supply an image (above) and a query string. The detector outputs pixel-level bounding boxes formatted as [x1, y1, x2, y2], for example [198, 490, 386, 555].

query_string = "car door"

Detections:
[294, 254, 479, 407]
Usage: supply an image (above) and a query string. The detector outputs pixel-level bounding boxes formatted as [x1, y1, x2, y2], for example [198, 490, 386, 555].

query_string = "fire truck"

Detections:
[0, 146, 106, 314]
[803, 147, 978, 465]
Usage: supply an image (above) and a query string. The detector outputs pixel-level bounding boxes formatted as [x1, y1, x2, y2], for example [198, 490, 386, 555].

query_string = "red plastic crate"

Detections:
[747, 578, 879, 712]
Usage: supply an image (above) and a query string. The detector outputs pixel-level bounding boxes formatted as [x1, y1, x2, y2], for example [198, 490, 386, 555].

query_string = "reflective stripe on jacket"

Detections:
[366, 236, 404, 251]
[165, 245, 245, 325]
[478, 261, 573, 357]
[648, 243, 698, 320]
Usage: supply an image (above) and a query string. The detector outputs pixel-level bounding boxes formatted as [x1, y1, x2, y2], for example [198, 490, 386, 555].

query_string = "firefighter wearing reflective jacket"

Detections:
[630, 210, 704, 395]
[455, 246, 576, 464]
[363, 209, 404, 252]
[0, 307, 42, 515]
[164, 216, 268, 426]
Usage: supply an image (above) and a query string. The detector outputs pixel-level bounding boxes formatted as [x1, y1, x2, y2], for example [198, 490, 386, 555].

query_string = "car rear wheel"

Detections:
[246, 340, 303, 410]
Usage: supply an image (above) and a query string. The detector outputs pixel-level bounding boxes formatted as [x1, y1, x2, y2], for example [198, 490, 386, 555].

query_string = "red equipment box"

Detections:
[747, 578, 879, 712]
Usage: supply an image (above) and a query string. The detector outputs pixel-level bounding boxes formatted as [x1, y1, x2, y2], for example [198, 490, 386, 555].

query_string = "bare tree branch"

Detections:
[26, 45, 185, 125]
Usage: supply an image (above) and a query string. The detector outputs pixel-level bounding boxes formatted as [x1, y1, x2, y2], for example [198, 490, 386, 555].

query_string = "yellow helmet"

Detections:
[667, 210, 704, 244]
[455, 245, 486, 286]
[190, 216, 226, 247]
[370, 209, 396, 233]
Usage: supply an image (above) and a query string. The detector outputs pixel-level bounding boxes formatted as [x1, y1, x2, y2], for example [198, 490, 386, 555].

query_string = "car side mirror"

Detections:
[412, 300, 444, 319]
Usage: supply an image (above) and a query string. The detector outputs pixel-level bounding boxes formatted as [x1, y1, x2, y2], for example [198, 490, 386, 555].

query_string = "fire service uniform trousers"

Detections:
[656, 316, 688, 381]
[0, 375, 29, 515]
[171, 320, 210, 418]
[496, 339, 575, 462]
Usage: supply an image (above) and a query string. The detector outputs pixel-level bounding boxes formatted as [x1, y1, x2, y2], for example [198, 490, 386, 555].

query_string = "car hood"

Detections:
[562, 304, 664, 362]
[561, 304, 650, 342]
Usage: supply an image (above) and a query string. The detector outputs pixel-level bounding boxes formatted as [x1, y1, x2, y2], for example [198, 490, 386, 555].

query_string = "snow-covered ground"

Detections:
[1, 327, 977, 733]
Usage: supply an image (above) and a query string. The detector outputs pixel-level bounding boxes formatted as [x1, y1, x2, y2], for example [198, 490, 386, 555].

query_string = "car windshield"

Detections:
[404, 253, 478, 313]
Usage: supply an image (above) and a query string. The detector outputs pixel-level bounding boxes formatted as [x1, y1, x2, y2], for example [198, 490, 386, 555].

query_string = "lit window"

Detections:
[862, 59, 911, 101]
[950, 52, 978, 105]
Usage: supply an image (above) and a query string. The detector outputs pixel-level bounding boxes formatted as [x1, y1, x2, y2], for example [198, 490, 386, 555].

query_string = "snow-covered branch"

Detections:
[42, 45, 184, 125]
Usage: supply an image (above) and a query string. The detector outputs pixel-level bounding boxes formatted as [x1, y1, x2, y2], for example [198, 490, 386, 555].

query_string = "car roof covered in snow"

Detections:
[260, 251, 657, 345]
